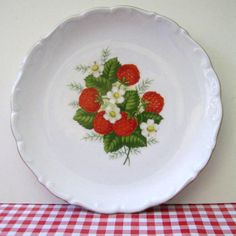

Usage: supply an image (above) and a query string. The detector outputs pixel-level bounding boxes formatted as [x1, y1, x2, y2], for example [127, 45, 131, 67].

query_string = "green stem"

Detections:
[123, 147, 131, 165]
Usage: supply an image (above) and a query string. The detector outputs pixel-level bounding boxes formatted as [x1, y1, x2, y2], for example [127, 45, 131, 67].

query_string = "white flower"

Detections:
[89, 61, 104, 77]
[106, 85, 125, 104]
[140, 119, 158, 138]
[103, 105, 122, 124]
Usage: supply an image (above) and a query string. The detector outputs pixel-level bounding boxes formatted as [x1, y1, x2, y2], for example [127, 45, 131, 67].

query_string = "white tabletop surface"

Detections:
[1, 0, 235, 204]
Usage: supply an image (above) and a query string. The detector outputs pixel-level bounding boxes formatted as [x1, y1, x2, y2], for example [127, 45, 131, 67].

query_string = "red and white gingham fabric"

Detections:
[0, 204, 235, 235]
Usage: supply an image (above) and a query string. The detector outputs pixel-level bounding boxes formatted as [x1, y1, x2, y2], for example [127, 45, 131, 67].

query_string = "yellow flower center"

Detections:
[91, 64, 99, 71]
[113, 92, 120, 99]
[109, 111, 116, 117]
[147, 125, 155, 132]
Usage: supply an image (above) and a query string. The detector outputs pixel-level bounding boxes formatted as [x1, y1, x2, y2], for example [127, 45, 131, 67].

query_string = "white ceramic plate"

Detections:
[11, 6, 222, 213]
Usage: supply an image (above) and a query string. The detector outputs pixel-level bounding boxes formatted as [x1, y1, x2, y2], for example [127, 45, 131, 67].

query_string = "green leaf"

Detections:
[103, 132, 123, 153]
[103, 129, 147, 152]
[85, 75, 112, 95]
[121, 129, 147, 148]
[119, 90, 140, 115]
[102, 57, 121, 83]
[73, 109, 96, 129]
[137, 112, 163, 124]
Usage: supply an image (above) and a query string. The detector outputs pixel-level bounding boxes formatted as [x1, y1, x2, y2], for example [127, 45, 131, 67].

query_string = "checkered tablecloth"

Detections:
[0, 204, 235, 235]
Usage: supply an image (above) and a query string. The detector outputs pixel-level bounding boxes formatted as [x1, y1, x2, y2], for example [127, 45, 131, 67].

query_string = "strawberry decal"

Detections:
[142, 91, 164, 114]
[79, 88, 101, 113]
[68, 48, 165, 165]
[113, 112, 138, 137]
[117, 64, 140, 85]
[93, 111, 113, 135]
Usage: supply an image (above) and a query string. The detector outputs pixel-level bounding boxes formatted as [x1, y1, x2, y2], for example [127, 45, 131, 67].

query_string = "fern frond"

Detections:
[101, 47, 111, 63]
[109, 147, 141, 159]
[75, 64, 89, 74]
[68, 100, 78, 108]
[82, 132, 103, 142]
[109, 147, 127, 159]
[130, 148, 141, 155]
[67, 82, 83, 93]
[136, 78, 153, 94]
[147, 137, 158, 145]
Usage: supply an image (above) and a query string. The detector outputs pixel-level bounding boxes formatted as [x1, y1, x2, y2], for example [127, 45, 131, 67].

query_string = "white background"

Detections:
[1, 0, 235, 204]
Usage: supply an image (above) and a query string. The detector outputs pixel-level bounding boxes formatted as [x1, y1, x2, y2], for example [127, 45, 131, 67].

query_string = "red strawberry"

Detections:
[113, 112, 137, 136]
[142, 91, 164, 114]
[117, 64, 140, 86]
[79, 88, 100, 113]
[93, 111, 113, 135]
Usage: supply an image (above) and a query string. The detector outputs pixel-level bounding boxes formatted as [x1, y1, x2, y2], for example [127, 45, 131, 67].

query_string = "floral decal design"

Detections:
[68, 48, 164, 165]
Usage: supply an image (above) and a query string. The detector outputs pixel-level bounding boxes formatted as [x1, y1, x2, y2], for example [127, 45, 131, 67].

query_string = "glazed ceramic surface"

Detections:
[11, 6, 222, 213]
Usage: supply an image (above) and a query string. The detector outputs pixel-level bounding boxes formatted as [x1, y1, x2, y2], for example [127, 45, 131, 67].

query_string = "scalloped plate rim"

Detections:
[10, 5, 222, 213]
